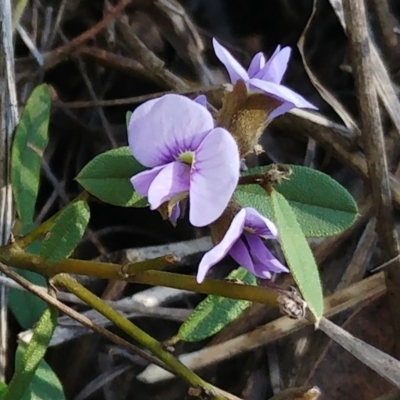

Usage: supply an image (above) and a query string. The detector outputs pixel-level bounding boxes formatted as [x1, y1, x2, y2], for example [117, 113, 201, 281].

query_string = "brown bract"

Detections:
[217, 80, 281, 157]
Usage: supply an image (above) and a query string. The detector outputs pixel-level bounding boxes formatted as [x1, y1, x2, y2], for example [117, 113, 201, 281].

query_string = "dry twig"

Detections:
[318, 317, 400, 389]
[343, 0, 400, 357]
[137, 272, 385, 383]
[0, 262, 170, 372]
[328, 0, 400, 138]
[43, 0, 134, 71]
[0, 0, 19, 380]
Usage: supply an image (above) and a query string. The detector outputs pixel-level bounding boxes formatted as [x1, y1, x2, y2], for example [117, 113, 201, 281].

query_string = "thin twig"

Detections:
[124, 237, 212, 263]
[117, 17, 189, 90]
[44, 0, 68, 51]
[56, 84, 226, 108]
[76, 46, 151, 80]
[43, 0, 134, 71]
[16, 24, 44, 66]
[0, 0, 19, 380]
[328, 0, 400, 138]
[0, 274, 190, 323]
[74, 52, 118, 148]
[146, 0, 214, 85]
[318, 317, 400, 389]
[343, 0, 400, 358]
[137, 272, 385, 383]
[370, 0, 400, 65]
[336, 218, 377, 290]
[39, 6, 53, 51]
[0, 262, 171, 373]
[53, 273, 227, 400]
[42, 279, 191, 351]
[298, 0, 359, 135]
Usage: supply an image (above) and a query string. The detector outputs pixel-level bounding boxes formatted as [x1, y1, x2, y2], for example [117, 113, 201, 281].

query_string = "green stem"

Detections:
[16, 191, 89, 248]
[129, 270, 278, 305]
[0, 243, 278, 306]
[121, 254, 179, 275]
[0, 243, 177, 278]
[53, 274, 226, 399]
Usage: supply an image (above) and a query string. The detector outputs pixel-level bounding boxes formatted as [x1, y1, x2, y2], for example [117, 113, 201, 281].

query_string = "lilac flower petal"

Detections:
[247, 52, 265, 78]
[229, 237, 256, 275]
[244, 207, 278, 238]
[252, 265, 271, 279]
[147, 161, 190, 210]
[194, 94, 208, 108]
[128, 94, 214, 168]
[249, 79, 318, 111]
[254, 263, 272, 279]
[244, 233, 288, 274]
[197, 209, 247, 283]
[268, 102, 295, 121]
[130, 165, 166, 197]
[169, 203, 181, 223]
[189, 127, 240, 226]
[213, 38, 249, 84]
[270, 45, 282, 59]
[254, 47, 291, 84]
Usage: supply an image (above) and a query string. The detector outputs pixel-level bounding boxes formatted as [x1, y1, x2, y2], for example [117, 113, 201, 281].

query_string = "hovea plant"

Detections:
[78, 38, 357, 331]
[76, 38, 358, 334]
[2, 37, 359, 399]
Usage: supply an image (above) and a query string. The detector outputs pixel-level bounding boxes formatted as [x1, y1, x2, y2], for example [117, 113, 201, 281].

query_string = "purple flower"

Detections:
[193, 94, 207, 108]
[197, 207, 288, 282]
[213, 38, 317, 120]
[128, 94, 240, 227]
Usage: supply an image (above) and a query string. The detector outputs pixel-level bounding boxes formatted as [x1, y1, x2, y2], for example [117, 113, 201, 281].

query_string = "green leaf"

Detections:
[0, 381, 7, 399]
[9, 227, 46, 329]
[126, 110, 132, 127]
[3, 307, 59, 400]
[76, 147, 147, 207]
[40, 200, 90, 264]
[11, 84, 51, 225]
[178, 268, 257, 342]
[235, 165, 358, 237]
[9, 271, 46, 329]
[15, 345, 66, 400]
[270, 190, 324, 320]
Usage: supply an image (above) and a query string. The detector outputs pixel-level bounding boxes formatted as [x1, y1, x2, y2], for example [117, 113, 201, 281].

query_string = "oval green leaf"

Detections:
[270, 190, 324, 320]
[235, 165, 358, 237]
[3, 307, 59, 400]
[11, 84, 51, 225]
[40, 200, 90, 264]
[16, 344, 66, 400]
[10, 233, 47, 329]
[178, 267, 257, 342]
[9, 271, 46, 329]
[76, 147, 147, 207]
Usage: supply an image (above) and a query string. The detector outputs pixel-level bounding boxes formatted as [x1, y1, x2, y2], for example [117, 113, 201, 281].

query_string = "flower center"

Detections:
[244, 227, 256, 234]
[177, 150, 195, 166]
